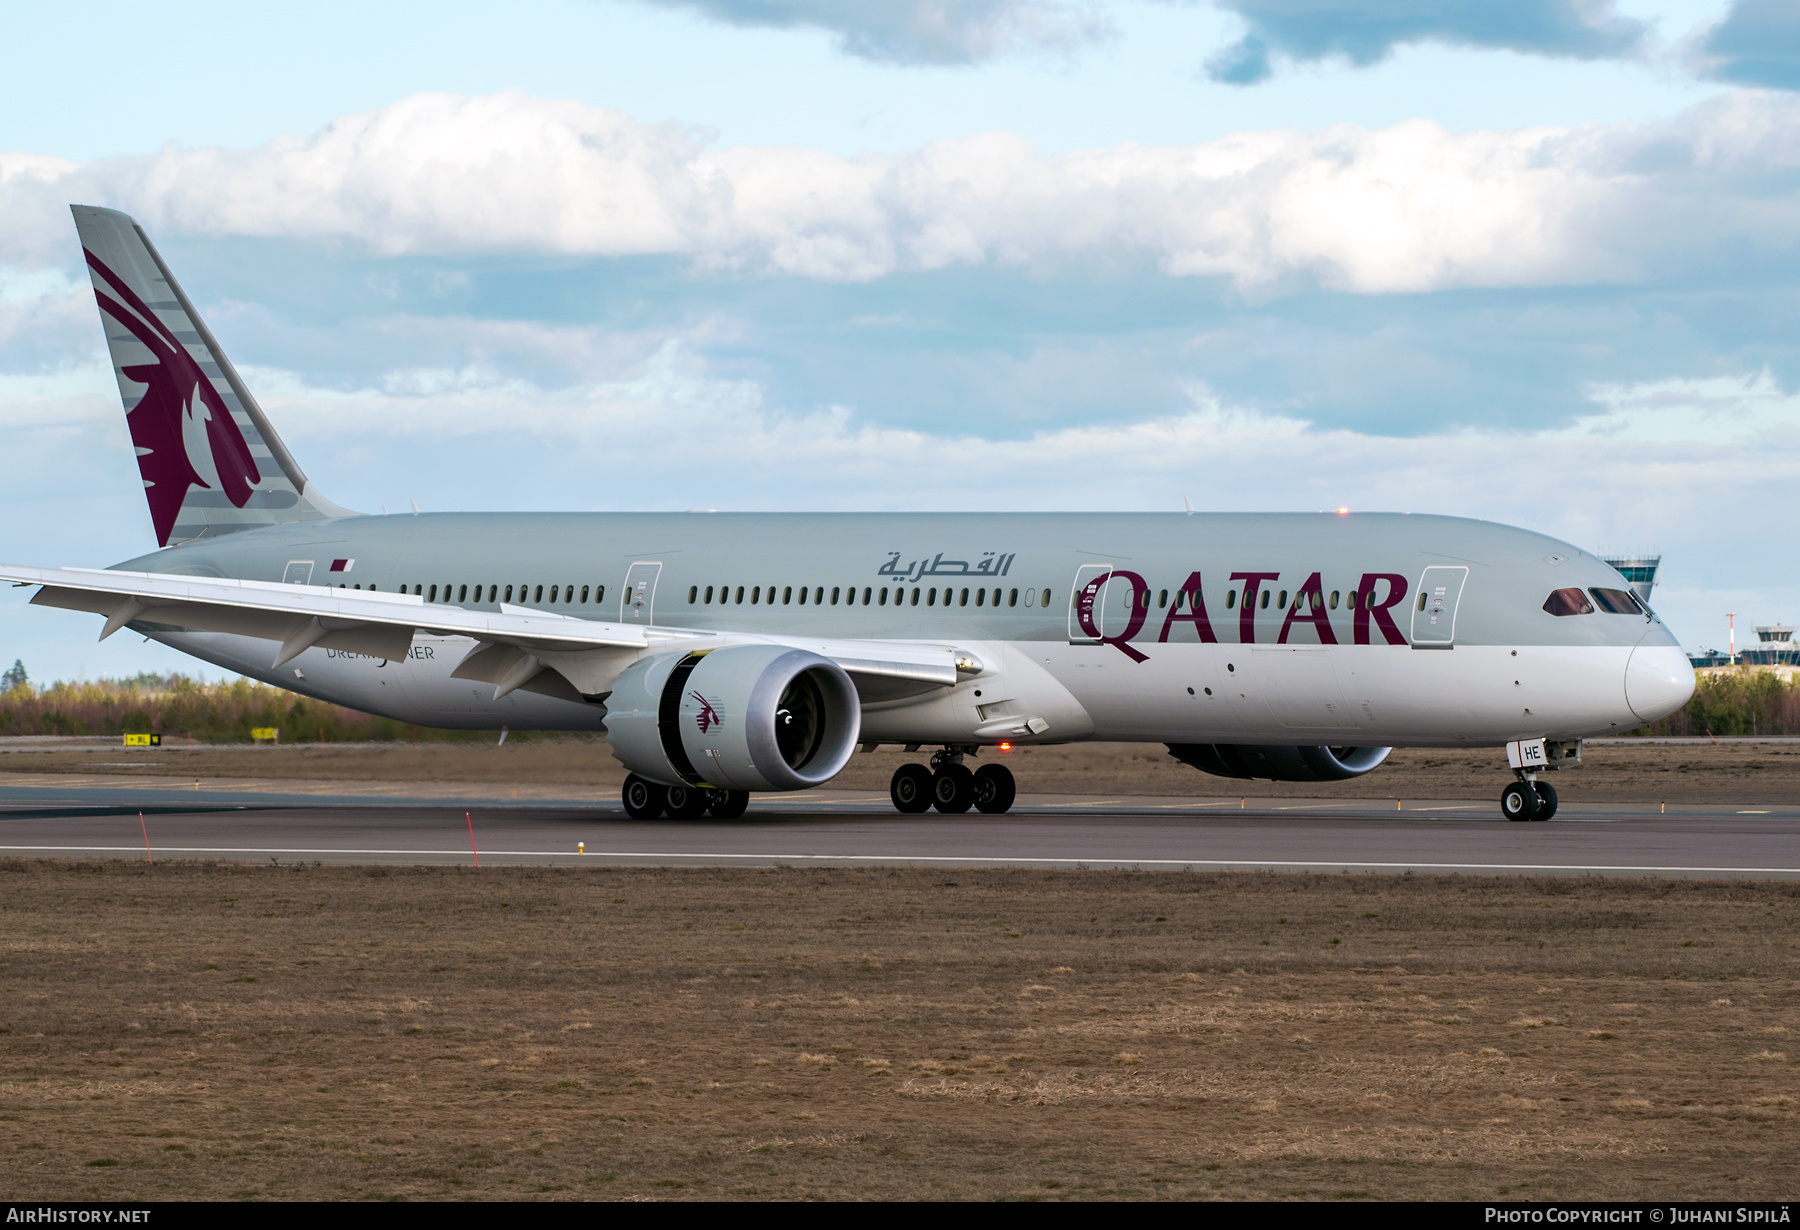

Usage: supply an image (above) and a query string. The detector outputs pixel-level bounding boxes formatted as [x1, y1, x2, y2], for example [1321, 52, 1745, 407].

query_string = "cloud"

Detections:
[631, 0, 1112, 64]
[8, 90, 1800, 297]
[1695, 0, 1800, 90]
[1206, 0, 1650, 84]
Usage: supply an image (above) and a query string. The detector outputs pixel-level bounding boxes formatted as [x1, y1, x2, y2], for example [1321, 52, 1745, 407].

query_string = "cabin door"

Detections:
[1068, 564, 1121, 644]
[282, 560, 314, 586]
[621, 562, 662, 626]
[1411, 566, 1469, 647]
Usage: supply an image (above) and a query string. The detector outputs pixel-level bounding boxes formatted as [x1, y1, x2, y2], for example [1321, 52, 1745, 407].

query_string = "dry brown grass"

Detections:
[6, 738, 1800, 804]
[2, 862, 1798, 1201]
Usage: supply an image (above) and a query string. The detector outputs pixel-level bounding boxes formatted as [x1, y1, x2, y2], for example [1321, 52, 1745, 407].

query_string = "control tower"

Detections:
[1743, 626, 1799, 667]
[1600, 551, 1661, 606]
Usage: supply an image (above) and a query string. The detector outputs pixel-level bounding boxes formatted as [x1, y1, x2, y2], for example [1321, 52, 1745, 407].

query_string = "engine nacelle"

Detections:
[607, 645, 861, 791]
[1168, 743, 1392, 783]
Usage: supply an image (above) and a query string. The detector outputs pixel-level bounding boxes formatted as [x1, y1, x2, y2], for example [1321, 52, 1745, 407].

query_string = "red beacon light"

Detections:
[998, 741, 1012, 751]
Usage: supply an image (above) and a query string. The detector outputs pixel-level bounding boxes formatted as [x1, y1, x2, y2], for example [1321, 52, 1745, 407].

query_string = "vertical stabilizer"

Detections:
[71, 205, 355, 547]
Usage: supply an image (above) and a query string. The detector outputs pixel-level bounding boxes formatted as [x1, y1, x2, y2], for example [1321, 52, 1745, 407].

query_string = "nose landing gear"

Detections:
[1499, 738, 1573, 821]
[889, 747, 1017, 815]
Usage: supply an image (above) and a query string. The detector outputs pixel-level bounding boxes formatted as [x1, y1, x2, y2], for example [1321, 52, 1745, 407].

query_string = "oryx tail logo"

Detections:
[86, 249, 261, 545]
[692, 692, 722, 734]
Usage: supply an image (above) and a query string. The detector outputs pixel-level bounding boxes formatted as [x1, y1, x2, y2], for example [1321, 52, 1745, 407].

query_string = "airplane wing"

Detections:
[4, 564, 649, 665]
[1, 564, 962, 698]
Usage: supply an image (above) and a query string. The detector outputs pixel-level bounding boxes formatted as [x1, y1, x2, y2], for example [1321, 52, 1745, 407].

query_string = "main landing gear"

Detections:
[890, 748, 1016, 815]
[621, 773, 750, 821]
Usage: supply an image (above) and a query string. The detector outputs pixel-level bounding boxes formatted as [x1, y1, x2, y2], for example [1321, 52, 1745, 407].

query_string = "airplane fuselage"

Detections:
[115, 509, 1693, 749]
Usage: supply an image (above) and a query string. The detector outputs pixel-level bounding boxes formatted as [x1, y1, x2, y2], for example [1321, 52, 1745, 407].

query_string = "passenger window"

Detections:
[912, 588, 922, 606]
[1589, 588, 1639, 614]
[581, 585, 590, 603]
[831, 587, 840, 605]
[428, 585, 438, 602]
[864, 587, 873, 605]
[704, 586, 713, 603]
[1543, 588, 1595, 616]
[503, 585, 512, 602]
[455, 585, 464, 602]
[1417, 591, 1427, 611]
[975, 589, 985, 607]
[595, 585, 605, 604]
[784, 586, 793, 605]
[1008, 588, 1018, 607]
[1329, 590, 1339, 609]
[1024, 588, 1035, 608]
[1041, 589, 1051, 608]
[751, 586, 760, 604]
[1226, 589, 1237, 609]
[927, 588, 937, 606]
[1277, 590, 1288, 609]
[549, 585, 559, 603]
[959, 588, 969, 606]
[735, 586, 744, 604]
[565, 584, 573, 603]
[814, 587, 823, 605]
[1158, 589, 1167, 609]
[688, 585, 697, 604]
[534, 585, 544, 604]
[879, 587, 889, 606]
[1310, 591, 1322, 611]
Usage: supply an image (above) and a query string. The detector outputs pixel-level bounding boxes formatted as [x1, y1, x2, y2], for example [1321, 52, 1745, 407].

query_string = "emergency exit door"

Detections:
[1411, 565, 1469, 647]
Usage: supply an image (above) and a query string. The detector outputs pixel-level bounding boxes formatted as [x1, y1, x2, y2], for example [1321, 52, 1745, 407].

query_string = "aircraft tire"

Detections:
[891, 763, 934, 814]
[707, 789, 750, 819]
[665, 784, 711, 820]
[1532, 781, 1558, 821]
[622, 774, 668, 820]
[1500, 781, 1538, 822]
[933, 765, 975, 814]
[972, 763, 1016, 814]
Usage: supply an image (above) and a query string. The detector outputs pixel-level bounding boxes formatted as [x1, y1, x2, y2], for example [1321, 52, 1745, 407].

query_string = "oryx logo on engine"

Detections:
[692, 692, 721, 734]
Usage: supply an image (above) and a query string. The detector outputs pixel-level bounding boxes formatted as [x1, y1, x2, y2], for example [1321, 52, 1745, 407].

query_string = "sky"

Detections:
[3, 0, 1799, 680]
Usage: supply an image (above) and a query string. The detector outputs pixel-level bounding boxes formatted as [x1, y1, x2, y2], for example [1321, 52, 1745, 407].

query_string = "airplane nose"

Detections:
[1625, 643, 1695, 724]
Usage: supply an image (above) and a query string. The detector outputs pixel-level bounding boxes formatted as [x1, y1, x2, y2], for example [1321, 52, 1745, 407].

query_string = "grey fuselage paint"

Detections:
[113, 509, 1688, 745]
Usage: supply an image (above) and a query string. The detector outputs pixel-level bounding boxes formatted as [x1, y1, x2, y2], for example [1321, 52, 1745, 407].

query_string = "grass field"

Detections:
[3, 861, 1796, 1201]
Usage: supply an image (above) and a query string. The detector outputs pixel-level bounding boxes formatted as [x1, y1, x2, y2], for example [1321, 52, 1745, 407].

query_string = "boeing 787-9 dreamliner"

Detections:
[2, 207, 1695, 822]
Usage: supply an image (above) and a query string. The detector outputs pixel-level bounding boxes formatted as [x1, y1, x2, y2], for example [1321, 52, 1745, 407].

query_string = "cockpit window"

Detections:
[1589, 587, 1640, 614]
[1543, 588, 1595, 616]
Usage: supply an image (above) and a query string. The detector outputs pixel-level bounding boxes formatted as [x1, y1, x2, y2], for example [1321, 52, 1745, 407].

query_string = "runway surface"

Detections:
[2, 779, 1799, 877]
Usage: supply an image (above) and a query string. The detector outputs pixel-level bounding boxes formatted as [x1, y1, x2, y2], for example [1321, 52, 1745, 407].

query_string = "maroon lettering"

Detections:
[1078, 569, 1150, 663]
[1354, 573, 1409, 645]
[1105, 570, 1150, 662]
[1230, 571, 1280, 644]
[1276, 571, 1338, 644]
[1157, 571, 1218, 643]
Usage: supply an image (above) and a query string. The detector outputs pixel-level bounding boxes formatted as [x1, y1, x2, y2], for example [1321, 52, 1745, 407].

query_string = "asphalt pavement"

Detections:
[1, 780, 1796, 877]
